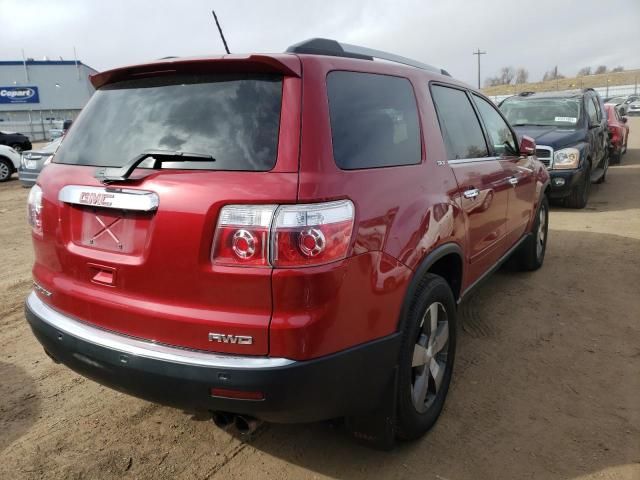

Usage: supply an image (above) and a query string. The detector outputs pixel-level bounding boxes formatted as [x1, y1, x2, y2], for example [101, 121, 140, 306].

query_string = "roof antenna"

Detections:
[211, 9, 231, 54]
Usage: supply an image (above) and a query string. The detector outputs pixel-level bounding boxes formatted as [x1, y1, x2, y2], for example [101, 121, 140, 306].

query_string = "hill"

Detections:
[481, 69, 640, 97]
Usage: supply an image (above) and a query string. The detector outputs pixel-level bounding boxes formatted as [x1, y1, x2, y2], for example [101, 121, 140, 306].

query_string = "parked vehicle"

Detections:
[604, 104, 629, 164]
[18, 137, 63, 187]
[628, 100, 640, 116]
[500, 89, 609, 209]
[48, 120, 73, 141]
[0, 130, 32, 152]
[24, 38, 550, 448]
[0, 144, 21, 182]
[604, 95, 640, 115]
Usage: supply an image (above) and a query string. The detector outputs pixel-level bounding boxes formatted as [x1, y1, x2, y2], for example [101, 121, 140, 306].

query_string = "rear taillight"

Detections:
[27, 185, 43, 235]
[211, 200, 355, 268]
[212, 205, 277, 267]
[271, 200, 355, 267]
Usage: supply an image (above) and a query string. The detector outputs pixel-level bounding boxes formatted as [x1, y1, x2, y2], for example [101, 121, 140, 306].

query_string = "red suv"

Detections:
[25, 39, 550, 447]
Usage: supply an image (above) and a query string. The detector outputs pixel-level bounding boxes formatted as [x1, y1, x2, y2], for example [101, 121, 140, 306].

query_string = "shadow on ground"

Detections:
[0, 362, 40, 452]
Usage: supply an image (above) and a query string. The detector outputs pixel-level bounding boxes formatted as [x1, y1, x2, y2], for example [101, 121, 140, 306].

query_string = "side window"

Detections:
[586, 96, 598, 124]
[593, 97, 602, 121]
[326, 71, 421, 169]
[472, 94, 518, 156]
[431, 85, 489, 160]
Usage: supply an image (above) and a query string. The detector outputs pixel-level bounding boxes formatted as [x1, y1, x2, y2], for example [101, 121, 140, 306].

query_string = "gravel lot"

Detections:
[1, 120, 639, 480]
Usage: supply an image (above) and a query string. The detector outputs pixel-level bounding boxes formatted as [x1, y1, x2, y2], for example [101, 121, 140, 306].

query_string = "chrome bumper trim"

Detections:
[26, 291, 295, 369]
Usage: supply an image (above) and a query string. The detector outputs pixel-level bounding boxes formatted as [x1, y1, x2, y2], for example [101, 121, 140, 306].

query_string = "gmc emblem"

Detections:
[79, 192, 115, 207]
[208, 333, 253, 345]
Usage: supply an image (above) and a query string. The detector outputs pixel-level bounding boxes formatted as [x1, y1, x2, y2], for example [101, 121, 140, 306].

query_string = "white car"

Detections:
[0, 144, 22, 182]
[627, 100, 640, 116]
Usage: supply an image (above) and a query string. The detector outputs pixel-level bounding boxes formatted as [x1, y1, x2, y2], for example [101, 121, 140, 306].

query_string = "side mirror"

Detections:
[519, 135, 536, 155]
[622, 116, 628, 124]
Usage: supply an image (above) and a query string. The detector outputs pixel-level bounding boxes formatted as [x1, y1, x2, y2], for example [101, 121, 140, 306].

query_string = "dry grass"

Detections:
[482, 69, 640, 96]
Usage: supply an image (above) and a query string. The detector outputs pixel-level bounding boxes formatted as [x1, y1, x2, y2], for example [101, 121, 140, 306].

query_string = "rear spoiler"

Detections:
[90, 54, 301, 89]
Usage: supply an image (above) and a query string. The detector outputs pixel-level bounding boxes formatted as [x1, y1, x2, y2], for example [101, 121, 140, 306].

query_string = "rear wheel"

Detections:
[565, 163, 591, 209]
[10, 143, 23, 153]
[596, 155, 609, 184]
[0, 158, 12, 182]
[515, 195, 549, 271]
[396, 274, 456, 440]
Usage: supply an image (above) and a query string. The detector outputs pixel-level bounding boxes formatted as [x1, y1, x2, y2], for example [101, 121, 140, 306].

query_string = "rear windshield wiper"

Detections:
[95, 149, 216, 183]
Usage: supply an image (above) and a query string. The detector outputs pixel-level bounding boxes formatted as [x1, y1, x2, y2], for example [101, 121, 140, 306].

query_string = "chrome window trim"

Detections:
[59, 185, 159, 212]
[26, 292, 295, 369]
[447, 156, 500, 165]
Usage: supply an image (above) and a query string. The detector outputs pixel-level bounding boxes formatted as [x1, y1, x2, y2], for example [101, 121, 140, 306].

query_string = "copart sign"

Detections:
[0, 86, 40, 104]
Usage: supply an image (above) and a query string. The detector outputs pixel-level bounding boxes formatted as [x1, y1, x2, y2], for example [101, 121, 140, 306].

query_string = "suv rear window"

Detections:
[54, 74, 283, 171]
[327, 71, 421, 169]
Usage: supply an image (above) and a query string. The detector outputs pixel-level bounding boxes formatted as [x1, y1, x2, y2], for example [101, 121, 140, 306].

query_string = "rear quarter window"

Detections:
[326, 71, 421, 169]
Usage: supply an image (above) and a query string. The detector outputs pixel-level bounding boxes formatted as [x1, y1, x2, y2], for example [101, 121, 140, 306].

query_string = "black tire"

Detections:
[396, 274, 457, 441]
[565, 162, 591, 209]
[9, 143, 23, 153]
[515, 195, 549, 271]
[596, 155, 609, 184]
[610, 150, 621, 165]
[0, 158, 13, 182]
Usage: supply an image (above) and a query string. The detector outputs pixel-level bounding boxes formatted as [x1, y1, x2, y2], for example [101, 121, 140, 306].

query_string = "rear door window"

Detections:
[431, 85, 489, 160]
[326, 71, 421, 169]
[54, 74, 283, 171]
[586, 96, 599, 124]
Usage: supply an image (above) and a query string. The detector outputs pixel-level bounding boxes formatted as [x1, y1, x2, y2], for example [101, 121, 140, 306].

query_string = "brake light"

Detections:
[271, 200, 355, 267]
[27, 185, 43, 235]
[211, 200, 355, 268]
[212, 205, 277, 267]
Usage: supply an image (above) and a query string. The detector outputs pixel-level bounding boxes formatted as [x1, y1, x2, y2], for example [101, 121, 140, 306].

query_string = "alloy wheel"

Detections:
[536, 204, 547, 260]
[0, 162, 10, 181]
[411, 302, 449, 413]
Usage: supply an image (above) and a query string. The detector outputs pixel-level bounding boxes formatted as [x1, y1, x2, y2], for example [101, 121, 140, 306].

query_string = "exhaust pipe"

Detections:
[211, 411, 235, 430]
[234, 415, 261, 436]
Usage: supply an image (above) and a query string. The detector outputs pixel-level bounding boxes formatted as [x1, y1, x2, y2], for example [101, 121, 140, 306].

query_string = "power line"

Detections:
[472, 49, 487, 89]
[211, 9, 231, 54]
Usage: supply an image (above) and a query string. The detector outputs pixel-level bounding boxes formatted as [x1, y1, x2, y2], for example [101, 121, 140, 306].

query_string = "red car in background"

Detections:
[605, 104, 630, 164]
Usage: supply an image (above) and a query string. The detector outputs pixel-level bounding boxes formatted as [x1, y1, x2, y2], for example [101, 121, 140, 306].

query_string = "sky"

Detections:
[1, 0, 639, 86]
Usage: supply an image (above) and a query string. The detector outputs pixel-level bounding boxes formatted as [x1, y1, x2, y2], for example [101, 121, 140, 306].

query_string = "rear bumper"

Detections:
[547, 168, 586, 199]
[17, 168, 38, 187]
[25, 291, 400, 423]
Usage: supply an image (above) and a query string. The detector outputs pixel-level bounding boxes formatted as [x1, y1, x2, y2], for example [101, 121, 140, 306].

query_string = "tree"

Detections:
[484, 76, 502, 87]
[594, 65, 607, 75]
[577, 66, 592, 76]
[499, 66, 516, 85]
[515, 68, 529, 84]
[611, 66, 624, 73]
[542, 66, 564, 82]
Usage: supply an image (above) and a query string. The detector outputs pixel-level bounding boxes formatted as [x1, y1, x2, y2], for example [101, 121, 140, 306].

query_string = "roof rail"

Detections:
[286, 38, 451, 77]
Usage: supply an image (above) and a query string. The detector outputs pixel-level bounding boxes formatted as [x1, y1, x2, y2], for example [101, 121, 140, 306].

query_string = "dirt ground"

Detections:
[1, 121, 639, 480]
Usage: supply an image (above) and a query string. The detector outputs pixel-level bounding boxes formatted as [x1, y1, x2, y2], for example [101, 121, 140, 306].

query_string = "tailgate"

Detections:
[30, 61, 301, 356]
[33, 166, 298, 355]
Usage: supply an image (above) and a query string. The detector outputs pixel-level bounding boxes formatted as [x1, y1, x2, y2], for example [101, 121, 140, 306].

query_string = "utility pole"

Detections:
[472, 49, 486, 89]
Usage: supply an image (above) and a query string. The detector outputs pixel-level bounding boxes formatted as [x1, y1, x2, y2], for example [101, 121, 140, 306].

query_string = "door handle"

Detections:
[463, 188, 480, 199]
[508, 177, 519, 186]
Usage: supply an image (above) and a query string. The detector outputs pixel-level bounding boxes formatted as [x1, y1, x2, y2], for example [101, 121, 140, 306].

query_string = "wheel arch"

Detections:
[396, 243, 464, 332]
